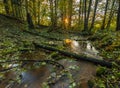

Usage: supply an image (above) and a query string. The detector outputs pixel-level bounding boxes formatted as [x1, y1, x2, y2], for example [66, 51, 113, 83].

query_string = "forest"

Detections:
[0, 0, 120, 88]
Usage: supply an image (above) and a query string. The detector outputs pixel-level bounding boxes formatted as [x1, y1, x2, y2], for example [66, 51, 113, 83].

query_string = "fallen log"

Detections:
[33, 42, 113, 68]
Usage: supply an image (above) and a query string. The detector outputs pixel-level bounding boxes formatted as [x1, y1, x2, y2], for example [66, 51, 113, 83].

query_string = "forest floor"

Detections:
[0, 15, 120, 88]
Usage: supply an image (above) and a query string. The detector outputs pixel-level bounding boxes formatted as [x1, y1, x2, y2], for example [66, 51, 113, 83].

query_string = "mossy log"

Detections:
[33, 42, 112, 68]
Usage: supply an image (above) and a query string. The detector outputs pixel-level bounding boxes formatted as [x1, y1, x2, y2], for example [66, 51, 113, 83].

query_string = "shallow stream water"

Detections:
[17, 40, 101, 88]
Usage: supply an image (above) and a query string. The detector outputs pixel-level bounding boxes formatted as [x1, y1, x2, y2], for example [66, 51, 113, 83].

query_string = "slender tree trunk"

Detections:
[18, 1, 22, 19]
[25, 0, 28, 18]
[106, 0, 115, 30]
[11, 0, 16, 16]
[60, 0, 67, 29]
[16, 1, 22, 18]
[50, 0, 54, 28]
[54, 0, 58, 27]
[27, 13, 34, 28]
[33, 0, 37, 25]
[10, 0, 15, 16]
[25, 0, 34, 28]
[83, 0, 87, 31]
[101, 0, 109, 30]
[81, 0, 84, 27]
[86, 0, 92, 31]
[68, 0, 73, 29]
[89, 0, 98, 31]
[116, 0, 120, 31]
[78, 0, 82, 25]
[38, 0, 41, 25]
[48, 0, 58, 32]
[12, 0, 18, 17]
[3, 0, 10, 14]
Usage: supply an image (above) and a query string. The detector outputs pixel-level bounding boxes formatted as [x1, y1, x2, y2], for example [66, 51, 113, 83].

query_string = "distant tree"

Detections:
[101, 0, 109, 30]
[59, 0, 67, 29]
[78, 0, 82, 25]
[106, 0, 115, 30]
[25, 0, 34, 28]
[54, 0, 58, 28]
[47, 0, 59, 32]
[67, 0, 73, 29]
[86, 0, 92, 31]
[38, 0, 41, 25]
[27, 13, 34, 28]
[25, 0, 28, 14]
[89, 0, 99, 31]
[116, 0, 120, 31]
[3, 0, 10, 14]
[11, 0, 18, 17]
[49, 0, 54, 30]
[83, 0, 87, 31]
[33, 0, 37, 24]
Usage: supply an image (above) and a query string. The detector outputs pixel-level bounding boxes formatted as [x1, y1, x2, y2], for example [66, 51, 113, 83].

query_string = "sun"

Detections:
[64, 18, 69, 24]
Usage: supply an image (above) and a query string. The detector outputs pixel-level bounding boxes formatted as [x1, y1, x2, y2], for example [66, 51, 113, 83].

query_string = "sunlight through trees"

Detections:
[0, 0, 120, 31]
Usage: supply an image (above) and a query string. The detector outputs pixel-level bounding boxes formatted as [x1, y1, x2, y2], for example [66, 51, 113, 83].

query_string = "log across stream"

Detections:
[17, 40, 112, 88]
[33, 42, 112, 68]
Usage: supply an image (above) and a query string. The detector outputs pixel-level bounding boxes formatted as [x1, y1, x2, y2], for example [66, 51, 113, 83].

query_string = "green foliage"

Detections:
[90, 30, 120, 60]
[88, 30, 120, 87]
[96, 80, 106, 88]
[95, 64, 120, 87]
[96, 67, 107, 77]
[89, 30, 108, 41]
[0, 40, 20, 60]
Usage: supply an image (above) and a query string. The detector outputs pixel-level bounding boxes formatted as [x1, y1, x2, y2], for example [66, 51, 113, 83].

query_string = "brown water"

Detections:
[0, 41, 99, 88]
[18, 41, 98, 88]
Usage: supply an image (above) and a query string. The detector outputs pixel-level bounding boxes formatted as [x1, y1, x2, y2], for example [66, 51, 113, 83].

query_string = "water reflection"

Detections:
[20, 66, 50, 88]
[0, 39, 102, 88]
[86, 41, 99, 55]
[69, 39, 102, 59]
[18, 40, 100, 88]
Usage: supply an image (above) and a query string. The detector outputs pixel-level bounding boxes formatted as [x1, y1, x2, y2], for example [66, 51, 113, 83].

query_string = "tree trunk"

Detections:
[116, 0, 120, 31]
[89, 0, 98, 31]
[3, 0, 10, 14]
[101, 0, 109, 30]
[83, 0, 87, 31]
[33, 0, 37, 25]
[78, 0, 82, 25]
[25, 0, 28, 14]
[60, 0, 67, 29]
[54, 0, 58, 27]
[27, 13, 34, 28]
[68, 0, 73, 29]
[38, 0, 41, 25]
[86, 0, 92, 31]
[49, 0, 54, 31]
[25, 0, 34, 28]
[106, 0, 115, 30]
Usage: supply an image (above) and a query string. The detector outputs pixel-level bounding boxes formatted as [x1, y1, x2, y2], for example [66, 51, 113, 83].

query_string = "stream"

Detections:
[17, 39, 101, 88]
